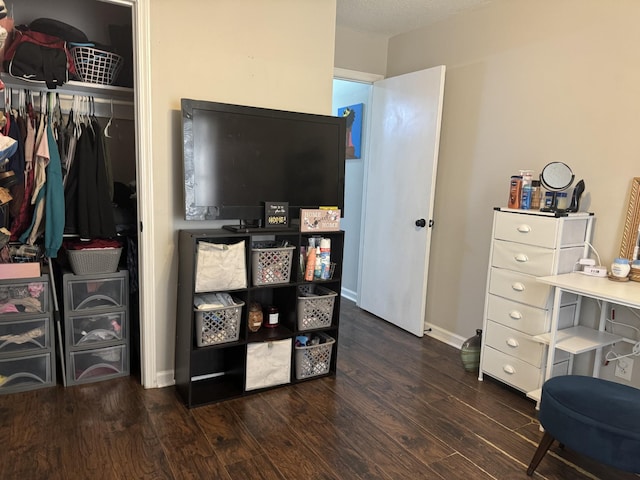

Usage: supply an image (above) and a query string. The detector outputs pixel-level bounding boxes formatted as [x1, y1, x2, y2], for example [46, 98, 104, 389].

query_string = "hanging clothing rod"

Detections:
[1, 90, 134, 121]
[0, 73, 134, 121]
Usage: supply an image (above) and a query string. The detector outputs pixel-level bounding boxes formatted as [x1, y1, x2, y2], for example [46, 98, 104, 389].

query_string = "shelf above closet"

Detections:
[1, 73, 135, 121]
[1, 73, 134, 103]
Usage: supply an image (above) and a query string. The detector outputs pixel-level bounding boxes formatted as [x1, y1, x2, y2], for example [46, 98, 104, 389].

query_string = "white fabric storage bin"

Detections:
[245, 339, 291, 391]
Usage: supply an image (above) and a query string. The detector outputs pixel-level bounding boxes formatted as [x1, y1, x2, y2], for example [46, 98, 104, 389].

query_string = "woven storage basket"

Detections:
[195, 299, 244, 347]
[251, 244, 295, 286]
[297, 285, 337, 330]
[71, 46, 123, 85]
[67, 248, 122, 275]
[295, 332, 335, 379]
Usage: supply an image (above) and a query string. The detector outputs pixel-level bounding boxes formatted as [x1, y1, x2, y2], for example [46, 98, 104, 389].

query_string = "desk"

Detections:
[527, 273, 640, 402]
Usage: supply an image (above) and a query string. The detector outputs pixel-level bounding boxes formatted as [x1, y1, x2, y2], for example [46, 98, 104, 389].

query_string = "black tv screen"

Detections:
[181, 99, 346, 222]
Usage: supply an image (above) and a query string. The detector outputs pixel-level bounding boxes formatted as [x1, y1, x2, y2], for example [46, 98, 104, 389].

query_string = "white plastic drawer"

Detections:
[64, 273, 127, 312]
[0, 278, 48, 315]
[492, 240, 555, 276]
[485, 321, 546, 367]
[486, 295, 575, 335]
[492, 240, 585, 277]
[494, 212, 560, 248]
[488, 267, 552, 308]
[0, 316, 51, 354]
[245, 339, 292, 391]
[0, 353, 53, 392]
[68, 344, 128, 384]
[494, 211, 590, 249]
[481, 346, 542, 393]
[67, 311, 126, 348]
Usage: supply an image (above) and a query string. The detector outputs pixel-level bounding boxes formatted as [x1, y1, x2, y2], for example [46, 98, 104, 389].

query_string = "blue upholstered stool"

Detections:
[527, 375, 640, 476]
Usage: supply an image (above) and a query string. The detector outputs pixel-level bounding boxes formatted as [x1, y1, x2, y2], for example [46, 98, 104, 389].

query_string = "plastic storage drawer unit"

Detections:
[67, 311, 126, 347]
[0, 316, 51, 354]
[68, 344, 129, 385]
[0, 353, 54, 393]
[64, 271, 127, 312]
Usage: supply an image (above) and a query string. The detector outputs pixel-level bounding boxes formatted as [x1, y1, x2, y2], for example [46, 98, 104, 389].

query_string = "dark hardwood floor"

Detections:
[1, 299, 638, 479]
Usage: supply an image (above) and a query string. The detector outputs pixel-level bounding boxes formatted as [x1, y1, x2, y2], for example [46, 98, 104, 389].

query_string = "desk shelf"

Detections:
[533, 326, 621, 355]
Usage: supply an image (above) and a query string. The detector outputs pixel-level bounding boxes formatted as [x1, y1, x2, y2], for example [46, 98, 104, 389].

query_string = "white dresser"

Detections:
[479, 208, 594, 396]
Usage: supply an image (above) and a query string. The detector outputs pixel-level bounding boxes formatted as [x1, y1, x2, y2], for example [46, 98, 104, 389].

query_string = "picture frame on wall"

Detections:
[338, 103, 363, 159]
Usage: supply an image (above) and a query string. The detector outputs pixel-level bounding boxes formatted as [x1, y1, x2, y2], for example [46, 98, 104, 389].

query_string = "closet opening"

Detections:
[0, 0, 145, 388]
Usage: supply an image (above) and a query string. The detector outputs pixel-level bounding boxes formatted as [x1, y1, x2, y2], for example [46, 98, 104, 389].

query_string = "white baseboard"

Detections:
[155, 370, 175, 388]
[341, 287, 357, 303]
[425, 322, 466, 350]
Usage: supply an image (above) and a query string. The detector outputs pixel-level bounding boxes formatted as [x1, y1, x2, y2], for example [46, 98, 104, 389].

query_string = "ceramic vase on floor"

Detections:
[461, 329, 482, 372]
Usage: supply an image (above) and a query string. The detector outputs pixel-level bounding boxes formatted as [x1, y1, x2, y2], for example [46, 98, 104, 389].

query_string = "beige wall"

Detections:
[335, 0, 640, 374]
[149, 0, 338, 377]
[334, 26, 388, 75]
[382, 0, 640, 381]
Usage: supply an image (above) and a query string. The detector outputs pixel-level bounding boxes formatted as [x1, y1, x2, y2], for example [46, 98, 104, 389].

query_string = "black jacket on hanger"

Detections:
[76, 120, 116, 239]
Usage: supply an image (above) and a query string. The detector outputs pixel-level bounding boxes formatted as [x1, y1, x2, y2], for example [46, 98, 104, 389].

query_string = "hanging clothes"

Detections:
[43, 110, 65, 258]
[76, 116, 116, 239]
[10, 108, 36, 241]
[19, 114, 48, 246]
[19, 94, 66, 257]
[6, 110, 25, 220]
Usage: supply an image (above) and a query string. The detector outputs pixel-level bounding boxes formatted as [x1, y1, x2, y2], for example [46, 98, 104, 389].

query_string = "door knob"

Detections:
[415, 218, 426, 228]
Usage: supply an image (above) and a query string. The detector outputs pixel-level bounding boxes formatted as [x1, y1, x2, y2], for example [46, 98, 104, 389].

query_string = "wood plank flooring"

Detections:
[1, 299, 638, 479]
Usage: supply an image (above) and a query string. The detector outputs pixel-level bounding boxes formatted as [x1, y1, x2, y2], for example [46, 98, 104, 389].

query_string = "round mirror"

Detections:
[540, 162, 574, 191]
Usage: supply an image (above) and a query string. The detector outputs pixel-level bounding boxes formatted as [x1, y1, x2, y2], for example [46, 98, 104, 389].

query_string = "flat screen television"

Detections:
[181, 98, 346, 225]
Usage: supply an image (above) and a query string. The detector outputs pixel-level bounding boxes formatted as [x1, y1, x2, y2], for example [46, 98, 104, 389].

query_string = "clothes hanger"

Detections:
[104, 98, 114, 138]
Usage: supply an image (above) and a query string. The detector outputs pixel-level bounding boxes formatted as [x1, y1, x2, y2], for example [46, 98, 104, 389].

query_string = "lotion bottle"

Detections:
[508, 175, 523, 209]
[304, 246, 316, 281]
[314, 246, 322, 279]
[320, 238, 331, 279]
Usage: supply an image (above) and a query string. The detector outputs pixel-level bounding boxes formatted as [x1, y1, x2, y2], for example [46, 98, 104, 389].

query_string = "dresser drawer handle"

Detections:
[517, 224, 531, 233]
[509, 310, 522, 320]
[511, 282, 525, 292]
[506, 338, 519, 348]
[514, 253, 529, 263]
[503, 365, 516, 374]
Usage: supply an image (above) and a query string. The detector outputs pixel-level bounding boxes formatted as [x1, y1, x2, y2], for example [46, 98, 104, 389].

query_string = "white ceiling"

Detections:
[336, 0, 491, 36]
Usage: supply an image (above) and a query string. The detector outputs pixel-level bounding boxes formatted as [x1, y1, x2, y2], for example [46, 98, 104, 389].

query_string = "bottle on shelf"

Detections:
[508, 175, 523, 209]
[304, 245, 316, 281]
[314, 246, 322, 279]
[320, 237, 331, 279]
[530, 180, 542, 210]
[264, 305, 279, 328]
[519, 170, 534, 210]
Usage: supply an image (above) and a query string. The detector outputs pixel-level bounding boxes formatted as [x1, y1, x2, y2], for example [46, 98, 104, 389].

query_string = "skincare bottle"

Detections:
[519, 170, 534, 210]
[521, 183, 532, 209]
[611, 258, 630, 278]
[304, 246, 316, 281]
[320, 238, 331, 279]
[530, 180, 542, 209]
[556, 192, 569, 210]
[314, 246, 322, 279]
[508, 175, 523, 209]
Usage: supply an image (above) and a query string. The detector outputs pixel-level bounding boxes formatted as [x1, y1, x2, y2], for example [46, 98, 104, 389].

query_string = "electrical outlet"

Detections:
[615, 358, 634, 381]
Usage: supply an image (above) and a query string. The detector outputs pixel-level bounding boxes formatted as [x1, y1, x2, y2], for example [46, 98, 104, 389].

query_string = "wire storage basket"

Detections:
[194, 298, 244, 347]
[71, 46, 123, 85]
[295, 332, 335, 380]
[297, 284, 337, 330]
[67, 248, 122, 275]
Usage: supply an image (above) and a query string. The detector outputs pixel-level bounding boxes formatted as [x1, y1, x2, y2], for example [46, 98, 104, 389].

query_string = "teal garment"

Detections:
[44, 121, 65, 258]
[18, 184, 44, 245]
